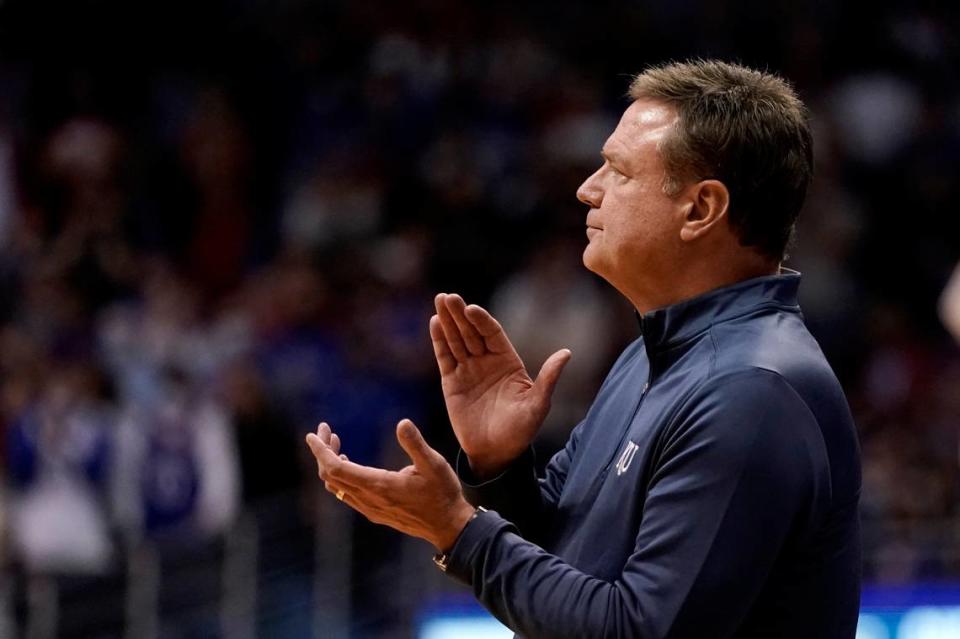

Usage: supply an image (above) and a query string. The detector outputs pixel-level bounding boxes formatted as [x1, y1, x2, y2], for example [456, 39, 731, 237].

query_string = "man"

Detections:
[307, 60, 862, 638]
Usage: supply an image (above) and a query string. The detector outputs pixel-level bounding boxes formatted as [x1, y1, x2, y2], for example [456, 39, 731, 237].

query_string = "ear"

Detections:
[679, 179, 729, 242]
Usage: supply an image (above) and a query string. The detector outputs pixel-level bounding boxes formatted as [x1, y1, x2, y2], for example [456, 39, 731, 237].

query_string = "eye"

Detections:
[601, 155, 629, 181]
[609, 164, 628, 180]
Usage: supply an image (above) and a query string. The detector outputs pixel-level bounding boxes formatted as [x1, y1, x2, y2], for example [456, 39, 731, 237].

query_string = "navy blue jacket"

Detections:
[445, 271, 862, 639]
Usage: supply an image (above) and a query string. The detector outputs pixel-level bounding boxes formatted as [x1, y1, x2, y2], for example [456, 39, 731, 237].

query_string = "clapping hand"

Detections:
[306, 421, 475, 552]
[431, 293, 571, 478]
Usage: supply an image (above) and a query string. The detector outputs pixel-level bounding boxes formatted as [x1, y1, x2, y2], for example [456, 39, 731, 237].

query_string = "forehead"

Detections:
[603, 99, 678, 163]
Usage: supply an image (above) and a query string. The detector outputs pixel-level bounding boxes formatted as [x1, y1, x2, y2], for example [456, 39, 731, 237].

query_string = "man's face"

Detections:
[577, 99, 687, 302]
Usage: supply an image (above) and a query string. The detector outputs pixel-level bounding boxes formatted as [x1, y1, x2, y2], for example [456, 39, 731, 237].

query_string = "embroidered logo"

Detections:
[616, 441, 639, 476]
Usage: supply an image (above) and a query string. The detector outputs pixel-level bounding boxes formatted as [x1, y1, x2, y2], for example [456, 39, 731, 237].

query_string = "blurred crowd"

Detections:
[0, 0, 959, 636]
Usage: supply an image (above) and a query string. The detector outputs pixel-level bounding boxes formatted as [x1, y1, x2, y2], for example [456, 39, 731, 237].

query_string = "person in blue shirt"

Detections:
[306, 59, 862, 638]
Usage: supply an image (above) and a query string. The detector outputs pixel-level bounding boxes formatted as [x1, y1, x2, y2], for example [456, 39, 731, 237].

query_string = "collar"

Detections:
[635, 268, 801, 352]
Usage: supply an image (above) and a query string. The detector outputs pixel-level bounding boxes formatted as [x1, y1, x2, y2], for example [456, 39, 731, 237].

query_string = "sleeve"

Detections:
[456, 420, 586, 543]
[444, 369, 826, 639]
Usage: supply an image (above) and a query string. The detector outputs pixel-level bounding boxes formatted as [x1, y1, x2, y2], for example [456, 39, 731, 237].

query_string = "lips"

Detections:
[586, 210, 602, 235]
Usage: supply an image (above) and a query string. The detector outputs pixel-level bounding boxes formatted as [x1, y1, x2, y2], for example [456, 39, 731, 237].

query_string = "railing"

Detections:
[3, 500, 958, 638]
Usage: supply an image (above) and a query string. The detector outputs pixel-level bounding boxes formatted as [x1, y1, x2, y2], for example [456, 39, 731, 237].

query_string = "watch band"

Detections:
[433, 506, 487, 572]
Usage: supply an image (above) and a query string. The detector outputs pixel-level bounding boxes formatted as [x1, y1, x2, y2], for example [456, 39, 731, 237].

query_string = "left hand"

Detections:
[305, 419, 477, 552]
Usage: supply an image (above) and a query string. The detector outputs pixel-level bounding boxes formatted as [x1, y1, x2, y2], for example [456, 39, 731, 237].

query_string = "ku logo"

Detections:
[616, 440, 639, 476]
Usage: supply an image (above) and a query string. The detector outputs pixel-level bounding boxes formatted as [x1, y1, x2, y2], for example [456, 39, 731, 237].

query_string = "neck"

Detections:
[627, 254, 780, 314]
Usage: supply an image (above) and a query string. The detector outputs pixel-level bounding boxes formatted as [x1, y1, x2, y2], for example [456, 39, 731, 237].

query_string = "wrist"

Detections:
[465, 453, 512, 480]
[434, 500, 480, 553]
[432, 505, 487, 572]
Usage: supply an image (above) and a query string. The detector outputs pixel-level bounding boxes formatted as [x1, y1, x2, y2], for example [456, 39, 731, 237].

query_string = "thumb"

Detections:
[396, 419, 444, 472]
[533, 349, 572, 403]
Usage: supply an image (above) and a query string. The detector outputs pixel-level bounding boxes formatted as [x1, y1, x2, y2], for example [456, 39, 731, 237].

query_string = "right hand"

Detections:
[430, 293, 571, 478]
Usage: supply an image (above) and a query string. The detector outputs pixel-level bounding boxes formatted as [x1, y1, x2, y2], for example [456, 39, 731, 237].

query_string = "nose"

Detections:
[577, 168, 603, 208]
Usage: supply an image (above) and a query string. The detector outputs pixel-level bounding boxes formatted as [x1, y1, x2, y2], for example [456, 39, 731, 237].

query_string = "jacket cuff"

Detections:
[444, 507, 514, 585]
[456, 447, 539, 509]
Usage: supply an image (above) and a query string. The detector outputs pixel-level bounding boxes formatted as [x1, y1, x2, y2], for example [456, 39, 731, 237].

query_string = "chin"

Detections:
[581, 247, 604, 277]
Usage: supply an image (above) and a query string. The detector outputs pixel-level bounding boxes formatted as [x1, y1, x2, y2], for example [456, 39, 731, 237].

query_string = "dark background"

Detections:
[0, 1, 958, 637]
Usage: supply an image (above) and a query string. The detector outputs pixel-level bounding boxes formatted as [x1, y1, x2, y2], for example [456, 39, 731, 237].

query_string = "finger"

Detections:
[324, 479, 350, 500]
[306, 433, 389, 490]
[533, 348, 572, 403]
[396, 419, 445, 473]
[316, 422, 332, 445]
[335, 491, 387, 526]
[464, 304, 514, 354]
[306, 426, 329, 476]
[330, 433, 341, 456]
[326, 476, 414, 529]
[326, 477, 407, 529]
[435, 293, 469, 361]
[429, 315, 457, 375]
[444, 294, 486, 356]
[325, 483, 365, 515]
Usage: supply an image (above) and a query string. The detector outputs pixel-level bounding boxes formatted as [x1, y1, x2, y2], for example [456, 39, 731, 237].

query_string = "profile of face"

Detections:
[576, 99, 690, 303]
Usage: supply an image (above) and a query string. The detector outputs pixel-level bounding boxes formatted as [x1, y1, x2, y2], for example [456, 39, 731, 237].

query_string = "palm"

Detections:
[441, 344, 539, 456]
[430, 294, 571, 474]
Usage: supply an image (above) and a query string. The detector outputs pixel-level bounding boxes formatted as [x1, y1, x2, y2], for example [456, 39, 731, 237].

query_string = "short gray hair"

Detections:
[629, 59, 813, 260]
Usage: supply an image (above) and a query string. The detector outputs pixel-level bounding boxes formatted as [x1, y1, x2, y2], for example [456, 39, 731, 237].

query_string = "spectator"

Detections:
[5, 361, 114, 573]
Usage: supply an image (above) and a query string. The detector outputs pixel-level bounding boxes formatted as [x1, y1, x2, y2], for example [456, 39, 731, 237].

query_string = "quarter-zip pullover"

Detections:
[445, 271, 862, 639]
